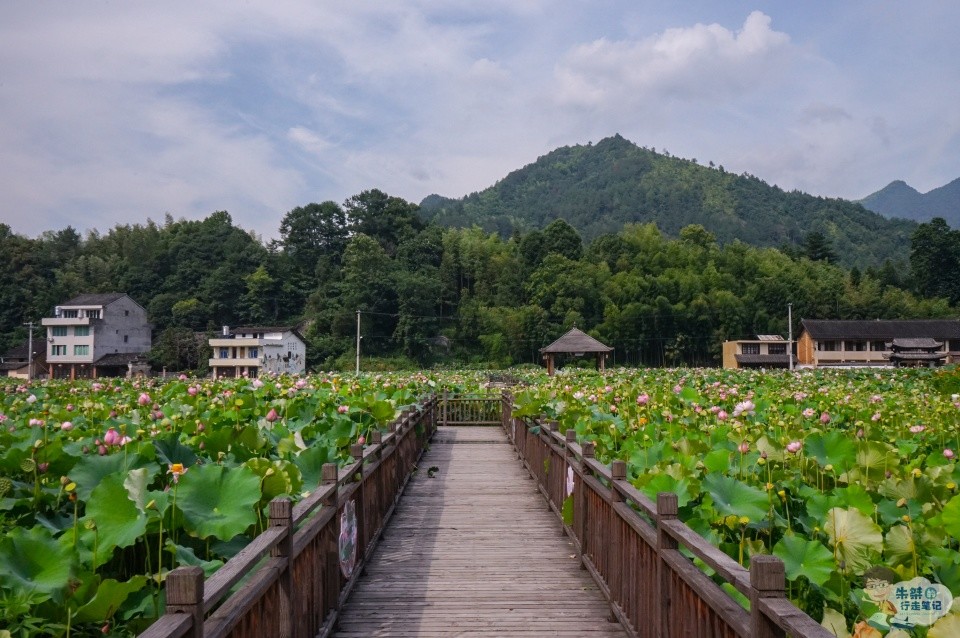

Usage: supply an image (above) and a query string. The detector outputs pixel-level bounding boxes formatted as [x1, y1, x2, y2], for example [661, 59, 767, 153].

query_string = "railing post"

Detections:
[322, 462, 340, 615]
[579, 441, 595, 567]
[656, 492, 678, 638]
[351, 443, 366, 559]
[750, 555, 787, 638]
[442, 390, 448, 427]
[165, 566, 204, 638]
[608, 460, 627, 623]
[269, 498, 293, 638]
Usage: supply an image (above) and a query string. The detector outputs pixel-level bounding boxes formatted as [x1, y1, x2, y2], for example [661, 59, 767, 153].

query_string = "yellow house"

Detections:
[721, 335, 791, 369]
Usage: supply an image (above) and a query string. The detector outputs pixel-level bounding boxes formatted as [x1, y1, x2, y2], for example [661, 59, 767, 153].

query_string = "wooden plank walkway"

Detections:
[333, 425, 628, 637]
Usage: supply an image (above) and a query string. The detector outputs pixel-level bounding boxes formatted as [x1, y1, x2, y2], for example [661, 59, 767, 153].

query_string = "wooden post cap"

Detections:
[371, 430, 382, 444]
[268, 498, 292, 521]
[656, 492, 678, 518]
[611, 460, 627, 481]
[582, 441, 595, 458]
[166, 566, 204, 606]
[350, 443, 363, 459]
[565, 429, 576, 443]
[750, 555, 786, 595]
[322, 463, 338, 485]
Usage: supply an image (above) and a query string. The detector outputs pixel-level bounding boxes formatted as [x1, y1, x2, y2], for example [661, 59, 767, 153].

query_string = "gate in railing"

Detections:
[440, 391, 502, 425]
[502, 393, 833, 638]
[139, 397, 437, 638]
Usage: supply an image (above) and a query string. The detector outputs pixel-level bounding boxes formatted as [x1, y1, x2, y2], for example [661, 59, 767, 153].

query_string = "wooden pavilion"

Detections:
[540, 327, 613, 375]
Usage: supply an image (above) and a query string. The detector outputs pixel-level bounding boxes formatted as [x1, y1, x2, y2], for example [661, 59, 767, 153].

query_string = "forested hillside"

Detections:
[420, 135, 916, 269]
[860, 177, 960, 227]
[2, 192, 955, 372]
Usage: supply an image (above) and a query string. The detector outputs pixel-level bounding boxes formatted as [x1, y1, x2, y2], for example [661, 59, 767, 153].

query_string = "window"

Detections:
[871, 341, 887, 351]
[85, 309, 101, 319]
[51, 326, 67, 337]
[62, 309, 78, 318]
[768, 344, 787, 355]
[125, 310, 129, 316]
[123, 335, 129, 343]
[220, 348, 229, 359]
[51, 345, 67, 356]
[73, 345, 89, 356]
[74, 326, 90, 337]
[741, 343, 760, 355]
[249, 347, 258, 358]
[845, 340, 866, 351]
[818, 340, 839, 351]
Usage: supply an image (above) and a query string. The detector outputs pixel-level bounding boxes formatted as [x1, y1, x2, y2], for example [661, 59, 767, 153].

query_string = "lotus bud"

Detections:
[266, 408, 279, 422]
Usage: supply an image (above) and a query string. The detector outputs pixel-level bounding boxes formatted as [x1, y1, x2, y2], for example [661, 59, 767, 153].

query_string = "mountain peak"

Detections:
[860, 178, 960, 225]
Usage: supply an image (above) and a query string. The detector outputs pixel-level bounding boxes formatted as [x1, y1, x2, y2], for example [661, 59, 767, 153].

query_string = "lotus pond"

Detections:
[4, 367, 960, 637]
[511, 366, 960, 637]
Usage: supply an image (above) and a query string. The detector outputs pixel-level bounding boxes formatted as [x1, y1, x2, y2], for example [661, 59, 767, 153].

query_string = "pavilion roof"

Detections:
[540, 327, 612, 354]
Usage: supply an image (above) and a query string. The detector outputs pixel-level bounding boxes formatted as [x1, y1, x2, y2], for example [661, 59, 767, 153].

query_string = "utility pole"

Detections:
[355, 310, 361, 376]
[23, 321, 36, 381]
[787, 303, 794, 371]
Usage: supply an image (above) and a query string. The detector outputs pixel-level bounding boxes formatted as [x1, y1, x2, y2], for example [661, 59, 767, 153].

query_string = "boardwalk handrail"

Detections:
[440, 390, 502, 426]
[139, 396, 438, 638]
[501, 392, 832, 638]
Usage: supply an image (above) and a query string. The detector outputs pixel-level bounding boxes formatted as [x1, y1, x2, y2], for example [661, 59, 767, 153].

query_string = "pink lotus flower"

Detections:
[104, 428, 121, 446]
[909, 425, 925, 434]
[820, 412, 831, 424]
[738, 441, 750, 454]
[265, 408, 279, 422]
[187, 386, 198, 396]
[179, 374, 187, 381]
[357, 435, 366, 445]
[945, 449, 956, 460]
[138, 393, 150, 406]
[786, 441, 802, 454]
[717, 410, 728, 421]
[802, 408, 815, 418]
[636, 394, 649, 405]
[871, 412, 881, 422]
[61, 421, 73, 431]
[338, 405, 349, 414]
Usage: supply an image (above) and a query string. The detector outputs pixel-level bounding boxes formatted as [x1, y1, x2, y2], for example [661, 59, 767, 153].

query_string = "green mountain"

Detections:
[420, 134, 916, 268]
[860, 178, 960, 227]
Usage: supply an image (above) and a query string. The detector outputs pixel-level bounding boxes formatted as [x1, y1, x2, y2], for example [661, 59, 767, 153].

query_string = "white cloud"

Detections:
[555, 11, 791, 108]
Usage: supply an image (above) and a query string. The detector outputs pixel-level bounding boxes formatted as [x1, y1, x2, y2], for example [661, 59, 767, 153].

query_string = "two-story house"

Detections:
[721, 335, 792, 369]
[42, 293, 152, 379]
[208, 326, 306, 379]
[796, 319, 960, 368]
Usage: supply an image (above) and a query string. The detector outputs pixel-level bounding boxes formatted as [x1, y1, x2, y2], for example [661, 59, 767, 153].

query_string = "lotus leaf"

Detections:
[0, 525, 73, 597]
[773, 533, 835, 586]
[72, 576, 148, 623]
[805, 431, 857, 470]
[940, 494, 960, 539]
[175, 463, 261, 540]
[245, 458, 303, 503]
[820, 607, 850, 638]
[824, 507, 883, 574]
[153, 432, 199, 468]
[67, 452, 154, 501]
[883, 524, 917, 575]
[702, 474, 769, 523]
[82, 472, 149, 567]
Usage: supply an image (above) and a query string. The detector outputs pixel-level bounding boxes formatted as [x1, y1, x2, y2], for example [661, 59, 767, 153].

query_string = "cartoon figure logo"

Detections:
[862, 566, 899, 631]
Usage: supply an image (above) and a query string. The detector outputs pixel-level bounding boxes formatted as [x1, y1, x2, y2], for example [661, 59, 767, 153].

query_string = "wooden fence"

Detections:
[139, 397, 437, 638]
[440, 391, 502, 425]
[502, 394, 833, 638]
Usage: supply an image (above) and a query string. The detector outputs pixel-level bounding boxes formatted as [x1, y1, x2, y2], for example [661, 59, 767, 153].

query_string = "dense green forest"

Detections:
[420, 135, 917, 269]
[1, 185, 956, 371]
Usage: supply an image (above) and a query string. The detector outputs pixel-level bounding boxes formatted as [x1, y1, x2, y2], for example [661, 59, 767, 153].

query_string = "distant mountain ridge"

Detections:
[859, 178, 960, 227]
[420, 135, 916, 268]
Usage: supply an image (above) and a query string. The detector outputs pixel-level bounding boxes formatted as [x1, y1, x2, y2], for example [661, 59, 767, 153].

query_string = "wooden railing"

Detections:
[139, 397, 437, 638]
[441, 391, 502, 425]
[502, 394, 832, 638]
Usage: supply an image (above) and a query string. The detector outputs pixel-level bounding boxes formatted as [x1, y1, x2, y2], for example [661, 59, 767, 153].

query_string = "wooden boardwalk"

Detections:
[333, 426, 628, 637]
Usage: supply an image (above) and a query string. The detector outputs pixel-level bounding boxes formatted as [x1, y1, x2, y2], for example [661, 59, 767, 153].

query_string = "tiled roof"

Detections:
[540, 327, 613, 354]
[888, 338, 942, 350]
[61, 293, 127, 306]
[801, 320, 960, 340]
[94, 352, 147, 366]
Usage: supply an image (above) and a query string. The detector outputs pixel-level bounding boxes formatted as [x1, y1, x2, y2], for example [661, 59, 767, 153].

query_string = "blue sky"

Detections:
[1, 1, 958, 239]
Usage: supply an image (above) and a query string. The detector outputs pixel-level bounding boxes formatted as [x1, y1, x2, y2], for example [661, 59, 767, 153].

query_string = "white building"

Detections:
[42, 293, 151, 379]
[209, 326, 306, 379]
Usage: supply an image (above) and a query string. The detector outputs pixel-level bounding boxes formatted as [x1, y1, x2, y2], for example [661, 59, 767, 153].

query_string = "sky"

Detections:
[1, 1, 958, 240]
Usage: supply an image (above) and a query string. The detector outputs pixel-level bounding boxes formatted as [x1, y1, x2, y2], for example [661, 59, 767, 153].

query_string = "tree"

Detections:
[279, 201, 348, 274]
[542, 219, 583, 261]
[803, 231, 837, 263]
[343, 190, 424, 257]
[909, 217, 960, 302]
